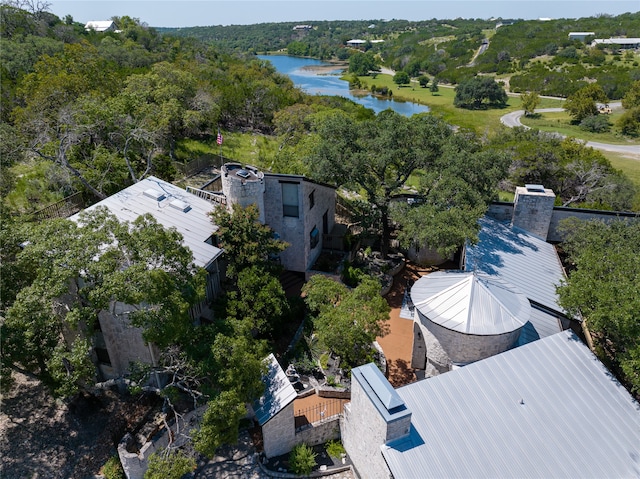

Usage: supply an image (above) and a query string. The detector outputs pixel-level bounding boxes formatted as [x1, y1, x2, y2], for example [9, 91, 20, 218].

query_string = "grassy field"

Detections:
[176, 132, 278, 169]
[356, 73, 565, 135]
[520, 110, 639, 145]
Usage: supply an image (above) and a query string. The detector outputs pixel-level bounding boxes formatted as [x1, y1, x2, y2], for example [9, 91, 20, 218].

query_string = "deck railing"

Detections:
[294, 399, 345, 432]
[185, 187, 227, 206]
[32, 192, 85, 221]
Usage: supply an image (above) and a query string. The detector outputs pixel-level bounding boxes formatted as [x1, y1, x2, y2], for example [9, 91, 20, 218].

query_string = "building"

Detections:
[191, 163, 338, 277]
[70, 176, 223, 378]
[343, 330, 640, 479]
[568, 31, 594, 41]
[346, 39, 366, 47]
[84, 20, 117, 32]
[591, 37, 640, 49]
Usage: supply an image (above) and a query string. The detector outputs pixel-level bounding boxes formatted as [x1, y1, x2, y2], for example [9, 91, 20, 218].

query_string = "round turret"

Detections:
[221, 163, 266, 222]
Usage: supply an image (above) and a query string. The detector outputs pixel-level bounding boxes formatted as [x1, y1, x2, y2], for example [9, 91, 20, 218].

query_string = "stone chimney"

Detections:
[511, 184, 556, 240]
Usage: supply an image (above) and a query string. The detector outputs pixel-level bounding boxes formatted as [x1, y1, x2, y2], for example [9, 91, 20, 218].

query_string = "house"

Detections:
[343, 330, 640, 479]
[70, 176, 223, 378]
[568, 31, 594, 41]
[190, 163, 338, 277]
[292, 25, 312, 31]
[346, 39, 366, 47]
[591, 37, 640, 50]
[84, 20, 117, 32]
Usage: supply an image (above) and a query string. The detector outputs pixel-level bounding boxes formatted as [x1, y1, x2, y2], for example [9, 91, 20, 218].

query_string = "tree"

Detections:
[430, 78, 439, 94]
[393, 71, 410, 86]
[306, 110, 451, 256]
[454, 76, 508, 109]
[303, 276, 390, 369]
[391, 133, 511, 257]
[209, 203, 288, 281]
[564, 83, 608, 124]
[520, 91, 540, 116]
[0, 208, 205, 396]
[348, 51, 378, 76]
[617, 107, 640, 137]
[418, 75, 429, 88]
[621, 80, 640, 109]
[557, 218, 640, 394]
[144, 450, 195, 479]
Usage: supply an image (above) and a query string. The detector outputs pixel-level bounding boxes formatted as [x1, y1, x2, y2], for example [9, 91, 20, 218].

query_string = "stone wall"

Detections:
[295, 416, 341, 449]
[98, 302, 158, 378]
[263, 175, 336, 273]
[341, 369, 410, 479]
[263, 401, 297, 458]
[512, 186, 556, 239]
[419, 313, 522, 365]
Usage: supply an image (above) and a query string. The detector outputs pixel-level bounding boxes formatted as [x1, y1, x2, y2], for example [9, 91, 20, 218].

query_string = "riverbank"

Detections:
[300, 61, 348, 74]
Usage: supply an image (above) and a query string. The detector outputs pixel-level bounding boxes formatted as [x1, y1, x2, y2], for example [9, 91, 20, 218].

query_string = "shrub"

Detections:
[289, 443, 317, 475]
[101, 456, 125, 479]
[144, 450, 196, 479]
[579, 114, 611, 133]
[326, 439, 346, 459]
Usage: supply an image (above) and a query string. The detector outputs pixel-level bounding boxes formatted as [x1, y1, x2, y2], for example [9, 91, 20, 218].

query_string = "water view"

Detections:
[258, 55, 430, 116]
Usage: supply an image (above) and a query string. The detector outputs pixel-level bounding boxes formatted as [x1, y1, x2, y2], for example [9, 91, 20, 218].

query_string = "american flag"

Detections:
[216, 130, 223, 145]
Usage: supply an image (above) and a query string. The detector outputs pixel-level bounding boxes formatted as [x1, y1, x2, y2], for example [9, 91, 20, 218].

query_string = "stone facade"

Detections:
[263, 174, 336, 273]
[341, 365, 411, 479]
[511, 185, 556, 240]
[97, 302, 159, 379]
[295, 417, 341, 450]
[417, 313, 523, 365]
[262, 401, 297, 458]
[221, 163, 266, 223]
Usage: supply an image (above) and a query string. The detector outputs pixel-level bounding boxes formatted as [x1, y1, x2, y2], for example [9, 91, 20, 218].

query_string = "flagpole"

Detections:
[217, 127, 223, 164]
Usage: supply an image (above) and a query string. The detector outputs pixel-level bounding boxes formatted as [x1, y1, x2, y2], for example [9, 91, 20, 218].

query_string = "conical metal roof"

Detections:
[410, 271, 530, 335]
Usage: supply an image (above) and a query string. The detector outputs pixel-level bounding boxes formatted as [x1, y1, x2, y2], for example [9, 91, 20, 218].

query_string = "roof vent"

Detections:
[169, 199, 191, 212]
[237, 169, 250, 179]
[143, 188, 166, 201]
[525, 184, 545, 192]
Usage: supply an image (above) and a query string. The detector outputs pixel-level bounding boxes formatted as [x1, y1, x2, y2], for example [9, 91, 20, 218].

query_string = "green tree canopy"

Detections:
[303, 275, 390, 369]
[454, 76, 508, 109]
[520, 91, 540, 116]
[557, 218, 640, 394]
[0, 208, 205, 396]
[209, 203, 288, 281]
[348, 51, 379, 76]
[305, 110, 451, 256]
[564, 83, 608, 123]
[393, 71, 410, 86]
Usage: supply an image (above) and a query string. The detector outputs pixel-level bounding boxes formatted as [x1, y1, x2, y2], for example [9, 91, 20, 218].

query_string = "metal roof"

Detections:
[465, 217, 567, 315]
[411, 271, 531, 336]
[352, 364, 411, 424]
[382, 330, 640, 479]
[514, 304, 563, 347]
[253, 354, 297, 426]
[71, 177, 222, 269]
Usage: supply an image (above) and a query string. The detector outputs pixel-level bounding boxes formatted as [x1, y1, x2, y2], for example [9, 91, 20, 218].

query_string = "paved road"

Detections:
[500, 104, 639, 159]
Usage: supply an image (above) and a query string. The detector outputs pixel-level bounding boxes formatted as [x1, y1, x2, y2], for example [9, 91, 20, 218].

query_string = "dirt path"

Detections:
[0, 372, 148, 478]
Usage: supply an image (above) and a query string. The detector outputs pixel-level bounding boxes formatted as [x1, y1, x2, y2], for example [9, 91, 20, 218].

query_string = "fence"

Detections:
[174, 154, 236, 178]
[294, 399, 347, 432]
[185, 186, 227, 206]
[32, 192, 85, 221]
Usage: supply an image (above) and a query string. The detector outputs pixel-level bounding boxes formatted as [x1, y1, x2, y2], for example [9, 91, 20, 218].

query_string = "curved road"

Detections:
[500, 104, 639, 159]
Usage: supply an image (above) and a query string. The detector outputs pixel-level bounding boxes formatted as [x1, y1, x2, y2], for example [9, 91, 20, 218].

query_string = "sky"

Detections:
[47, 0, 639, 28]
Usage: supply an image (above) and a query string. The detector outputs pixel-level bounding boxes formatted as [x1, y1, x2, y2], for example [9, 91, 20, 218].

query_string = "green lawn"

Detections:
[176, 131, 278, 169]
[356, 73, 564, 135]
[520, 110, 640, 145]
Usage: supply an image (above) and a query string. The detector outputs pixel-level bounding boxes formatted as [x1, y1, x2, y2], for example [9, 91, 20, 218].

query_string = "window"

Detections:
[309, 190, 315, 210]
[310, 226, 319, 249]
[95, 347, 112, 365]
[282, 182, 299, 217]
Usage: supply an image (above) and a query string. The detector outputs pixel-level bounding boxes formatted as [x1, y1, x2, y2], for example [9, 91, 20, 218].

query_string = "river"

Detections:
[258, 55, 429, 116]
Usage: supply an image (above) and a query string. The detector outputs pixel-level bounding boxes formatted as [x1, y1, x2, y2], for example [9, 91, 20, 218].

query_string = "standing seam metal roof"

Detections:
[70, 177, 222, 269]
[465, 217, 567, 315]
[381, 330, 640, 479]
[410, 271, 530, 336]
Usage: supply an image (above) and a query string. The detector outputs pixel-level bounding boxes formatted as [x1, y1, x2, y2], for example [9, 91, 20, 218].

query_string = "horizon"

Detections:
[48, 1, 639, 29]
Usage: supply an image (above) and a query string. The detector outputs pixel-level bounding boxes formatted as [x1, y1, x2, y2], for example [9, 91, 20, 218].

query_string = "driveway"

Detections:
[500, 104, 639, 159]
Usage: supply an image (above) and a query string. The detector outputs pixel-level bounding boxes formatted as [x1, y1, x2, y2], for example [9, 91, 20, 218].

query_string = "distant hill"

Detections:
[160, 12, 640, 98]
